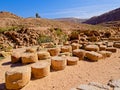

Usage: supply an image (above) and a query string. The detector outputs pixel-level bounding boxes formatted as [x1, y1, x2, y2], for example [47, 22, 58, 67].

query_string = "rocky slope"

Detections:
[84, 7, 120, 25]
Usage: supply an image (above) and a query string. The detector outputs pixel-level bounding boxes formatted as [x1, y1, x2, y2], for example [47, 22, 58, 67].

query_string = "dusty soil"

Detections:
[0, 49, 120, 90]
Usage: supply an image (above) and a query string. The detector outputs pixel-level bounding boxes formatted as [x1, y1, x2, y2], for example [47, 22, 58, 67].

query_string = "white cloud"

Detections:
[42, 2, 120, 18]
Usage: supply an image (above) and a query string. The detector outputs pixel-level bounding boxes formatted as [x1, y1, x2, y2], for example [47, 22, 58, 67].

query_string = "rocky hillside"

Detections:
[84, 7, 120, 25]
[0, 11, 114, 51]
[54, 17, 87, 23]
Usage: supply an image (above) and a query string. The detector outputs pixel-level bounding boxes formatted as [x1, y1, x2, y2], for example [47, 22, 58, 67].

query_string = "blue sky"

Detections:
[0, 0, 120, 19]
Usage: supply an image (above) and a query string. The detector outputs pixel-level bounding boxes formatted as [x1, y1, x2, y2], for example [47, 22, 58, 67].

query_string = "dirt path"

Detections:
[0, 49, 120, 90]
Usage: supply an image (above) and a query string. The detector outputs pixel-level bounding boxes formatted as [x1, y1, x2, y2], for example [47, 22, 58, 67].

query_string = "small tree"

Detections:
[35, 13, 41, 18]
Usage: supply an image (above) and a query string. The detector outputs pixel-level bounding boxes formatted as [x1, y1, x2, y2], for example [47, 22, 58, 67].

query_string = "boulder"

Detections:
[106, 47, 117, 53]
[86, 51, 103, 61]
[11, 52, 21, 63]
[85, 45, 99, 51]
[21, 53, 38, 64]
[37, 51, 50, 60]
[48, 47, 60, 56]
[31, 62, 50, 79]
[51, 56, 66, 70]
[61, 46, 72, 53]
[66, 56, 79, 65]
[5, 66, 31, 90]
[73, 49, 86, 60]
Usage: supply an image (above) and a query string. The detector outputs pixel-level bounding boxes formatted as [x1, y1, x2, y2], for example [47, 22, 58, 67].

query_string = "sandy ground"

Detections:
[0, 49, 120, 90]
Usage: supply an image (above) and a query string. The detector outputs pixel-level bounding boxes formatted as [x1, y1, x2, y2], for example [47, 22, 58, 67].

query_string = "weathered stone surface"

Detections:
[5, 66, 31, 90]
[37, 51, 50, 60]
[98, 51, 112, 58]
[99, 45, 107, 51]
[71, 43, 80, 51]
[77, 84, 102, 90]
[73, 49, 86, 60]
[48, 47, 60, 56]
[61, 46, 72, 53]
[11, 52, 21, 63]
[85, 45, 99, 52]
[21, 53, 38, 64]
[86, 51, 103, 61]
[108, 79, 120, 88]
[31, 62, 50, 79]
[77, 84, 109, 90]
[51, 56, 66, 70]
[66, 56, 79, 65]
[89, 82, 110, 90]
[113, 42, 120, 48]
[106, 47, 117, 53]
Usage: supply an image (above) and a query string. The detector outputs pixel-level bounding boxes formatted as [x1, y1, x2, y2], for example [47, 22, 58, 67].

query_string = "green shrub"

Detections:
[37, 35, 53, 44]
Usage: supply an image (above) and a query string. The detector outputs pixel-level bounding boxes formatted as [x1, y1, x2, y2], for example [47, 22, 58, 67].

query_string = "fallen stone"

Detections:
[5, 66, 31, 90]
[66, 56, 79, 65]
[106, 47, 117, 53]
[73, 49, 86, 60]
[21, 53, 38, 64]
[37, 51, 50, 60]
[48, 47, 60, 56]
[86, 51, 103, 61]
[99, 45, 107, 51]
[113, 42, 120, 48]
[51, 56, 66, 70]
[31, 62, 50, 79]
[85, 45, 99, 52]
[11, 52, 21, 63]
[98, 51, 112, 58]
[71, 43, 80, 51]
[61, 46, 72, 53]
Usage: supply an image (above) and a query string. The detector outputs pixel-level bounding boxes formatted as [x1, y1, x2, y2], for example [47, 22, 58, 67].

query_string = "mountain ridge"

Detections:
[84, 7, 120, 25]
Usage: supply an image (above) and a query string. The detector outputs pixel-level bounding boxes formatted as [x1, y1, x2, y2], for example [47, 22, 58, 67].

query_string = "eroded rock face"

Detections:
[5, 66, 31, 90]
